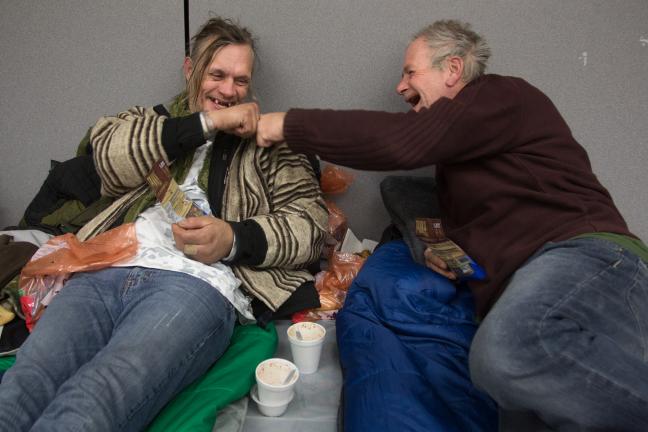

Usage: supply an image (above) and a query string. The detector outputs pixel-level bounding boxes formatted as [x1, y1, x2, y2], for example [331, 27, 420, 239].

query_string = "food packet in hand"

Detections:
[146, 159, 206, 222]
[416, 218, 486, 281]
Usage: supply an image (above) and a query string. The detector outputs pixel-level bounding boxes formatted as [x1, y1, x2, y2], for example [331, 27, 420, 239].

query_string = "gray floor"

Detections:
[242, 320, 342, 432]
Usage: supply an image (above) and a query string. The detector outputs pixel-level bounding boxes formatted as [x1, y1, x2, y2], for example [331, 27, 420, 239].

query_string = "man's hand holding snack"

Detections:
[424, 247, 457, 280]
[172, 216, 234, 264]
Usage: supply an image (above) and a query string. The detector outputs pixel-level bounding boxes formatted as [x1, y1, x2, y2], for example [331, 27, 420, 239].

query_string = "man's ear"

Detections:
[445, 56, 464, 87]
[183, 57, 193, 81]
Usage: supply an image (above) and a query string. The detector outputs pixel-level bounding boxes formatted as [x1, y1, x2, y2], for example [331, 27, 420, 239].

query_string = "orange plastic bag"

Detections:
[293, 251, 366, 322]
[318, 252, 365, 297]
[320, 164, 353, 195]
[19, 223, 138, 330]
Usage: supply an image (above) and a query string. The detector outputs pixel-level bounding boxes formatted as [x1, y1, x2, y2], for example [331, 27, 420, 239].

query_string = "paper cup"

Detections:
[250, 384, 294, 417]
[287, 322, 326, 374]
[255, 358, 299, 404]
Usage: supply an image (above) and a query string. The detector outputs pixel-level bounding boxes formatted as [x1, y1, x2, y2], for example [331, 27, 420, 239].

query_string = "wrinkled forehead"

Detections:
[206, 44, 254, 77]
[403, 38, 434, 69]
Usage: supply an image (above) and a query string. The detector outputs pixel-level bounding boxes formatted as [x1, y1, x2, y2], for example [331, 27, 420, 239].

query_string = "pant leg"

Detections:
[0, 267, 235, 432]
[469, 237, 648, 432]
[32, 267, 236, 432]
[0, 267, 129, 432]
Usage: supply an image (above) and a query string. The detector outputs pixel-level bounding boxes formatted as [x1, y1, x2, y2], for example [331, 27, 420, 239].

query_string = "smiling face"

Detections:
[185, 43, 253, 112]
[396, 38, 462, 112]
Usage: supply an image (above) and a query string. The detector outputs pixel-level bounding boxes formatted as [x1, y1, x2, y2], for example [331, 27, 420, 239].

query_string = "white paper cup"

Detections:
[250, 384, 294, 417]
[255, 358, 299, 404]
[287, 322, 326, 374]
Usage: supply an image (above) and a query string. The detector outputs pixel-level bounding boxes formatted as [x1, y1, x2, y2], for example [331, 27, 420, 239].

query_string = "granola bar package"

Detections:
[415, 218, 486, 281]
[146, 159, 206, 222]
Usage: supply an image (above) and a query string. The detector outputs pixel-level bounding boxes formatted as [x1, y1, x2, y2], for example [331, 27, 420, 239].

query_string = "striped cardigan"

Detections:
[78, 105, 328, 311]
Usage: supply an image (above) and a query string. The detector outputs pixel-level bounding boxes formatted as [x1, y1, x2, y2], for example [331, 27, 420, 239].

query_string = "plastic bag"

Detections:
[319, 252, 365, 296]
[292, 251, 366, 322]
[320, 165, 353, 195]
[322, 200, 348, 259]
[19, 223, 138, 330]
[292, 309, 338, 322]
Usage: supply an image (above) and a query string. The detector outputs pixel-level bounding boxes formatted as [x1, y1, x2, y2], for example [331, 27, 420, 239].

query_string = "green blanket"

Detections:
[0, 356, 15, 370]
[0, 322, 277, 432]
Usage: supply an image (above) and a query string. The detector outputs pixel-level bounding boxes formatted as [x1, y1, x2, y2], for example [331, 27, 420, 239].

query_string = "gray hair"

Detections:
[413, 20, 491, 83]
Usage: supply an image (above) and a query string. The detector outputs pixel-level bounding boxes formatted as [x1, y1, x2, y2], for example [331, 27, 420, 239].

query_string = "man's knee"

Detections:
[469, 305, 548, 401]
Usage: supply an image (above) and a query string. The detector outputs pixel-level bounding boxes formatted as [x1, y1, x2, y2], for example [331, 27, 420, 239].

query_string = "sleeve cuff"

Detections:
[223, 219, 267, 266]
[161, 112, 205, 161]
[283, 109, 312, 155]
[199, 112, 217, 140]
[222, 230, 238, 262]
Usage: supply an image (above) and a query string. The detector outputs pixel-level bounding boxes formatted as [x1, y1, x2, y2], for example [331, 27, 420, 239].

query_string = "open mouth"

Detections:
[406, 94, 420, 108]
[207, 95, 235, 109]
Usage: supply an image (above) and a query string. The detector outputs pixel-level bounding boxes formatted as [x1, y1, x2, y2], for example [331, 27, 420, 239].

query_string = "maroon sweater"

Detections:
[283, 74, 633, 317]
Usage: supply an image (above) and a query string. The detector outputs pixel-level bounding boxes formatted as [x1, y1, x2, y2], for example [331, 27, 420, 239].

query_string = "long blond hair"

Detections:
[185, 17, 256, 112]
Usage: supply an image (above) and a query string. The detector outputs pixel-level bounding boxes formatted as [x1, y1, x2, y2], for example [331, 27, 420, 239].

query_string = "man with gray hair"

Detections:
[257, 19, 648, 431]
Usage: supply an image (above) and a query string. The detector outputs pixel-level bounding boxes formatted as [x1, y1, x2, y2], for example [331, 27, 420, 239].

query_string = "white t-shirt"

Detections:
[116, 142, 254, 321]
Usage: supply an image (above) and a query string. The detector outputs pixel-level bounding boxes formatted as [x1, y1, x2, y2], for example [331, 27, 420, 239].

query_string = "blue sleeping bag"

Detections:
[336, 240, 497, 431]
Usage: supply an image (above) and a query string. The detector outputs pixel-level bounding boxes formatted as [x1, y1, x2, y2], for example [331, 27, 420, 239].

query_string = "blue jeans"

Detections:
[0, 267, 235, 432]
[469, 237, 648, 431]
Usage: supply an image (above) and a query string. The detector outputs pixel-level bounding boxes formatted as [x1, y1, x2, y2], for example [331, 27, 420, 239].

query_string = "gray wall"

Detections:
[1, 0, 647, 243]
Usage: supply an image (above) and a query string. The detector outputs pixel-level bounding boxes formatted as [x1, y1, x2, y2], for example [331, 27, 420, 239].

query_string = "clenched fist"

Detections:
[206, 102, 259, 138]
[256, 112, 287, 147]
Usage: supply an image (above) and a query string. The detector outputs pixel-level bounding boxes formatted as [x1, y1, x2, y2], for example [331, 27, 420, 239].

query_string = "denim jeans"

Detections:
[469, 237, 648, 431]
[0, 267, 236, 432]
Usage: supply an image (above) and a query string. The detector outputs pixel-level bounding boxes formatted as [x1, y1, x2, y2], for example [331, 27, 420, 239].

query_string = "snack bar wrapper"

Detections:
[415, 218, 486, 281]
[146, 159, 206, 222]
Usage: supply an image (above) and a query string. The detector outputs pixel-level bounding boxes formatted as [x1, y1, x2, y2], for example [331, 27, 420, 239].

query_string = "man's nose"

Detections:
[396, 77, 407, 95]
[220, 78, 235, 97]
